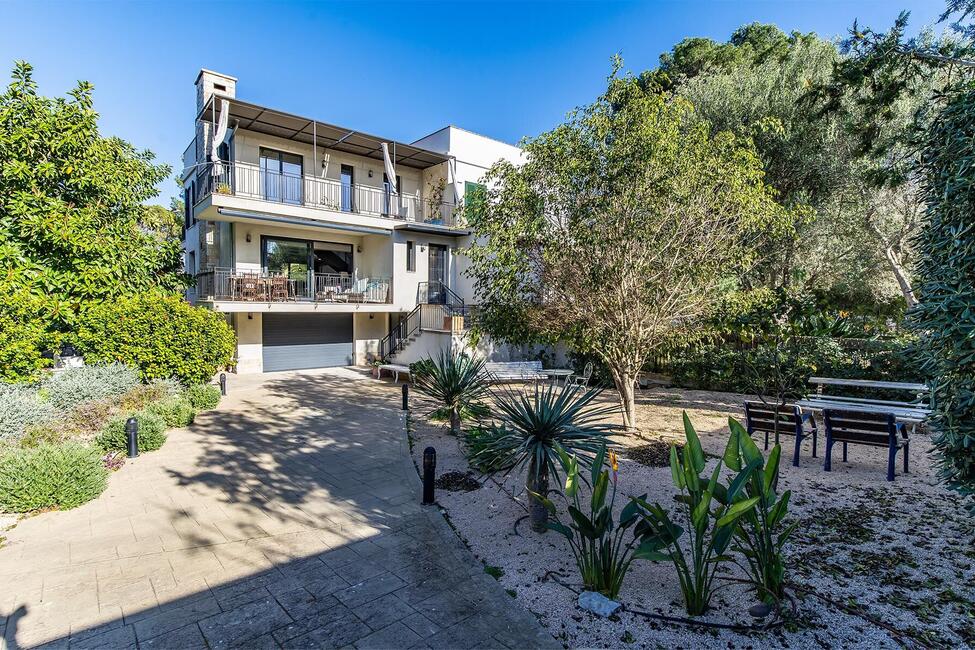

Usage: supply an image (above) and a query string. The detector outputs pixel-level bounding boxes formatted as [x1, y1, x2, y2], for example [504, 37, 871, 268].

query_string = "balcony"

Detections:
[195, 161, 460, 228]
[195, 267, 391, 304]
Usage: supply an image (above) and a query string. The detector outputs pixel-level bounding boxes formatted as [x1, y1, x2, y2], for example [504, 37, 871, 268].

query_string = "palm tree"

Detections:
[471, 383, 621, 533]
[411, 350, 489, 436]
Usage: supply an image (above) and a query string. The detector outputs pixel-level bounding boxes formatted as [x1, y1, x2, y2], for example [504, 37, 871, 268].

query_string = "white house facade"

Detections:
[182, 69, 522, 373]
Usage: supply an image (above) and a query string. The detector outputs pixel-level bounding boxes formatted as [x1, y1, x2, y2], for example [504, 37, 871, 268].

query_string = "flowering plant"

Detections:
[533, 444, 655, 598]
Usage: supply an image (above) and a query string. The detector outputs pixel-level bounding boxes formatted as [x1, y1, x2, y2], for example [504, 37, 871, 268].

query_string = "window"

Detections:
[406, 240, 416, 272]
[383, 173, 402, 216]
[464, 182, 487, 219]
[340, 165, 355, 212]
[260, 147, 303, 205]
[184, 186, 193, 228]
[188, 251, 196, 276]
[261, 236, 353, 281]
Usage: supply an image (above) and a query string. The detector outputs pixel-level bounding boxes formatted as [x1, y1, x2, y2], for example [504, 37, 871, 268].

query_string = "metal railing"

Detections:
[195, 267, 391, 304]
[196, 160, 461, 228]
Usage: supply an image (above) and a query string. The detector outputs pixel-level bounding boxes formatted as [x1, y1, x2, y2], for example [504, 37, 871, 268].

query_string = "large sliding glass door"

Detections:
[260, 148, 303, 205]
[262, 236, 353, 300]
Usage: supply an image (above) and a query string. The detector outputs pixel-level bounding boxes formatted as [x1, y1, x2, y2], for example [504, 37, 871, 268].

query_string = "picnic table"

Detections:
[797, 376, 932, 425]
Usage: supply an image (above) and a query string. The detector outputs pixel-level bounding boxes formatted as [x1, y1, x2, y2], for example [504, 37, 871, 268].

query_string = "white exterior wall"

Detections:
[411, 126, 523, 302]
[184, 70, 529, 372]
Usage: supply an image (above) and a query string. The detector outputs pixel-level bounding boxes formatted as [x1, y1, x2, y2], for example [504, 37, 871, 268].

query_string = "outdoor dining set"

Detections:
[742, 376, 931, 482]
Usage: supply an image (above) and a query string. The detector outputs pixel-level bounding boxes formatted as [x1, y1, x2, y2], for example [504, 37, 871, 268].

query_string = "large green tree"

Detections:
[466, 64, 791, 429]
[830, 1, 975, 511]
[0, 61, 186, 376]
[650, 24, 931, 307]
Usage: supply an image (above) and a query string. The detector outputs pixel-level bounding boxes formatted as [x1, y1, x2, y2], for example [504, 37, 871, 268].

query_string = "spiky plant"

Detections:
[471, 383, 621, 533]
[411, 351, 489, 436]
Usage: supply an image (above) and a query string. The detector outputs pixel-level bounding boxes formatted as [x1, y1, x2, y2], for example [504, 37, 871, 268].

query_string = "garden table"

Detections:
[543, 369, 574, 385]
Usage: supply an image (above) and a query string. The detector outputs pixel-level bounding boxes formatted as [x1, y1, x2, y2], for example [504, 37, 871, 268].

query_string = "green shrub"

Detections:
[0, 383, 55, 441]
[75, 294, 236, 386]
[0, 285, 56, 384]
[97, 411, 167, 453]
[42, 363, 140, 411]
[118, 379, 181, 412]
[0, 442, 108, 512]
[146, 397, 196, 428]
[184, 384, 221, 411]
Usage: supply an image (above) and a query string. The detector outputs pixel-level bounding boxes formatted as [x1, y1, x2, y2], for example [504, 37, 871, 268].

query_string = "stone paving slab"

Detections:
[0, 369, 556, 649]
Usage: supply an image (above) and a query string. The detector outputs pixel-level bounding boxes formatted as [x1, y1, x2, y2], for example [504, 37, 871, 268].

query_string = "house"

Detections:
[182, 69, 521, 373]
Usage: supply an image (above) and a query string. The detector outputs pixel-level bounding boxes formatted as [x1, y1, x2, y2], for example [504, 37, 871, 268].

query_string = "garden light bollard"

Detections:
[422, 446, 436, 505]
[219, 373, 227, 396]
[126, 417, 139, 458]
[402, 383, 409, 410]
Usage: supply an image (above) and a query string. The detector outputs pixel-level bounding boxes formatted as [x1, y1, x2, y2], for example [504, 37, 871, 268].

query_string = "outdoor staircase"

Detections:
[378, 282, 472, 363]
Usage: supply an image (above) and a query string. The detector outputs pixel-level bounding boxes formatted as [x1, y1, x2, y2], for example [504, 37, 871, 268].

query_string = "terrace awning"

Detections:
[199, 96, 450, 170]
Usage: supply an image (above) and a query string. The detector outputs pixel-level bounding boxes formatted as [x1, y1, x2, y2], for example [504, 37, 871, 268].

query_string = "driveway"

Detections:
[0, 369, 555, 649]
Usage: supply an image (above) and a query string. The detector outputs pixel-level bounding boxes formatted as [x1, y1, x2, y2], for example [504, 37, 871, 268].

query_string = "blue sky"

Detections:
[0, 0, 944, 204]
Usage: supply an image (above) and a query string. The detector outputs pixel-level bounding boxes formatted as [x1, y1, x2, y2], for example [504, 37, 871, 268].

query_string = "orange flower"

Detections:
[609, 449, 618, 472]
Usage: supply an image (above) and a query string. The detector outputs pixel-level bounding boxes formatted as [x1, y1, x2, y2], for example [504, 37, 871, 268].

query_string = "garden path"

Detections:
[0, 369, 555, 649]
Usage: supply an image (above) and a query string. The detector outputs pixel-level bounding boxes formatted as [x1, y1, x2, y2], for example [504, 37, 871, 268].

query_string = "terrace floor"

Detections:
[0, 369, 554, 649]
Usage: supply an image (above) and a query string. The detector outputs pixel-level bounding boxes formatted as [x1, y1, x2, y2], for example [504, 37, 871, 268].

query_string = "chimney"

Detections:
[192, 70, 237, 171]
[195, 69, 237, 113]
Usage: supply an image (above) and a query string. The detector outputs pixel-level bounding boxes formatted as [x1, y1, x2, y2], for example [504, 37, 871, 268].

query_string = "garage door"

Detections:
[262, 313, 353, 372]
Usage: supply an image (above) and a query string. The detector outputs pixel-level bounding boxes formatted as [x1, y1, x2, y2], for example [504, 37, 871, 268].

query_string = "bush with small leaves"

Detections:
[146, 397, 196, 428]
[42, 363, 140, 411]
[0, 383, 54, 441]
[0, 442, 108, 512]
[97, 411, 167, 453]
[184, 384, 220, 411]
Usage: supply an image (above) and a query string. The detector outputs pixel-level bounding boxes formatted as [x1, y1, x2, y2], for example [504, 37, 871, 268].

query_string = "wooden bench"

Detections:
[823, 408, 910, 481]
[743, 401, 818, 468]
[483, 361, 547, 383]
[377, 364, 410, 382]
[798, 376, 932, 425]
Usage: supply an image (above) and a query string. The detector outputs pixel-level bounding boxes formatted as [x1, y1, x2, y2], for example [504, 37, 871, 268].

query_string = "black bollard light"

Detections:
[422, 446, 436, 505]
[219, 373, 227, 396]
[401, 383, 409, 411]
[126, 417, 139, 458]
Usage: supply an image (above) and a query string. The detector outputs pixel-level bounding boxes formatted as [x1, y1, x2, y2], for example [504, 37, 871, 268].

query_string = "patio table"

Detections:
[543, 369, 574, 385]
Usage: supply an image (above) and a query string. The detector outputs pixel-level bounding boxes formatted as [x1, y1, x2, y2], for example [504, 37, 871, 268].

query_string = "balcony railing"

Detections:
[196, 160, 460, 228]
[195, 267, 391, 304]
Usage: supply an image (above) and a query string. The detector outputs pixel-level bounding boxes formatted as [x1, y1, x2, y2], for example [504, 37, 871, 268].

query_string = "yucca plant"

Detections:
[724, 416, 796, 605]
[535, 445, 654, 598]
[470, 383, 620, 533]
[631, 412, 759, 615]
[411, 351, 489, 436]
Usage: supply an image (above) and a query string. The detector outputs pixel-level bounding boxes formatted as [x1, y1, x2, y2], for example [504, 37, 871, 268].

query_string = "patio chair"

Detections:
[823, 408, 909, 481]
[743, 401, 817, 468]
[239, 277, 261, 302]
[268, 276, 288, 302]
[566, 362, 593, 388]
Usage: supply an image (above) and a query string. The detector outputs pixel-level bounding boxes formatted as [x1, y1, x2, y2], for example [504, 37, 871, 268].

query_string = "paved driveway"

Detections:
[0, 369, 554, 649]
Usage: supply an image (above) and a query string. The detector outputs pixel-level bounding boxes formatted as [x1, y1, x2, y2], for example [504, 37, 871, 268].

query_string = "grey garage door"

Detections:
[262, 313, 353, 372]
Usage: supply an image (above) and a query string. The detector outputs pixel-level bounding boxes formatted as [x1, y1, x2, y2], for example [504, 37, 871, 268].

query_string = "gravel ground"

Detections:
[408, 386, 975, 649]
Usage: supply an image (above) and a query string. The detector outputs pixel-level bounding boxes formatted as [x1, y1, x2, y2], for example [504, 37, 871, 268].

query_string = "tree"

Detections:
[466, 64, 790, 429]
[654, 25, 929, 307]
[831, 1, 975, 511]
[0, 61, 185, 356]
[912, 86, 975, 512]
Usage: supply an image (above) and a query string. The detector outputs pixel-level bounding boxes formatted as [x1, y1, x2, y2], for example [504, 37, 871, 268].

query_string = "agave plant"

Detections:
[411, 351, 489, 436]
[470, 383, 621, 533]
